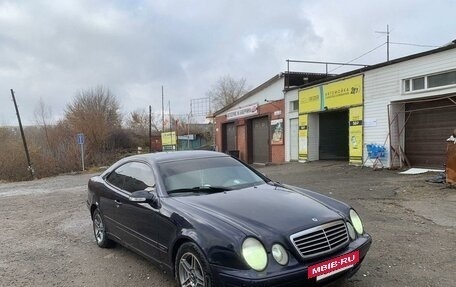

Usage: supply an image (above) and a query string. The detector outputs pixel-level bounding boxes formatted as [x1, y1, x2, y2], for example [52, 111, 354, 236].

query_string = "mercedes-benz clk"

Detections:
[87, 151, 371, 286]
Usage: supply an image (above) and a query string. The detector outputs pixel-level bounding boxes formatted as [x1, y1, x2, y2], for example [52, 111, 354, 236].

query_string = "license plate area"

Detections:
[307, 250, 359, 281]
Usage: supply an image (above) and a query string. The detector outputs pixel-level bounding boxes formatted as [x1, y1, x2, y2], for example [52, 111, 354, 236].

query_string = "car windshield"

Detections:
[157, 156, 266, 195]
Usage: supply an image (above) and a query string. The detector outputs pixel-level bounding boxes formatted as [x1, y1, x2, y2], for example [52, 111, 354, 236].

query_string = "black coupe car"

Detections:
[87, 151, 371, 286]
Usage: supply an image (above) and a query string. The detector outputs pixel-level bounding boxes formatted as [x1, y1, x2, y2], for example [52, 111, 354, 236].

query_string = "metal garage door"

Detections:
[405, 97, 456, 168]
[319, 110, 349, 160]
[290, 118, 299, 161]
[223, 122, 236, 152]
[252, 117, 270, 163]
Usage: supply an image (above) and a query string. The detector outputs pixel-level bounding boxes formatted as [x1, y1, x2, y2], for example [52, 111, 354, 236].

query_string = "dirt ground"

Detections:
[0, 161, 455, 287]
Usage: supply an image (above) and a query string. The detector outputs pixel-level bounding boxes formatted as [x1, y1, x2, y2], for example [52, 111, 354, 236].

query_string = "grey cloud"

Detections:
[0, 0, 454, 125]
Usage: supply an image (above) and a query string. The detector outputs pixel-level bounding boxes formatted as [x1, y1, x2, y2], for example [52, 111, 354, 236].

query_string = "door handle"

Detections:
[115, 200, 123, 206]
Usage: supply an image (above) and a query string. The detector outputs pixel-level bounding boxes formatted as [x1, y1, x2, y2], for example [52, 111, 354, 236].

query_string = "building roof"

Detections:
[212, 39, 456, 117]
[213, 71, 331, 116]
[288, 39, 456, 91]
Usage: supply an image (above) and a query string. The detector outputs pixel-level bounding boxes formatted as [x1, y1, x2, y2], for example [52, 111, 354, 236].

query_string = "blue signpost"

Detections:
[77, 133, 85, 171]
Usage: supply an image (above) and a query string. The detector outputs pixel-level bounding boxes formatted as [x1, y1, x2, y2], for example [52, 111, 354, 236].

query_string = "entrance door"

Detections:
[319, 110, 349, 160]
[251, 117, 270, 163]
[223, 122, 236, 152]
[290, 118, 299, 161]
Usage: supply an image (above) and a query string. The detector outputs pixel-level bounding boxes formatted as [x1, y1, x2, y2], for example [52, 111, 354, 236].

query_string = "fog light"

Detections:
[272, 244, 289, 266]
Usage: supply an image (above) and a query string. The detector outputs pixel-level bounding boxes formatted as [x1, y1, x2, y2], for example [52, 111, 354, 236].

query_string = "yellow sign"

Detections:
[299, 87, 321, 113]
[161, 131, 177, 146]
[324, 75, 363, 109]
[298, 75, 363, 113]
[349, 106, 363, 165]
[298, 114, 308, 160]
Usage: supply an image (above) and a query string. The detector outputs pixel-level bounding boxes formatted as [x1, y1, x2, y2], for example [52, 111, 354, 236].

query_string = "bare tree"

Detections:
[126, 109, 161, 134]
[34, 98, 53, 152]
[125, 109, 163, 148]
[207, 75, 248, 111]
[65, 86, 121, 153]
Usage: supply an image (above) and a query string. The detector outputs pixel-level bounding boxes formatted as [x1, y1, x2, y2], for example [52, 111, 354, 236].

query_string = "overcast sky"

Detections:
[1, 0, 455, 126]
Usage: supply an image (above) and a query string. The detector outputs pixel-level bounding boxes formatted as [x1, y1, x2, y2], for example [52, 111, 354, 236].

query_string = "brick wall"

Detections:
[215, 100, 285, 164]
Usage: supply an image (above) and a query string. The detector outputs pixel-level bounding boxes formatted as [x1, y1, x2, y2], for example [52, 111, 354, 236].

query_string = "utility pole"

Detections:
[149, 105, 152, 153]
[10, 89, 35, 179]
[387, 24, 390, 61]
[168, 100, 171, 131]
[375, 24, 390, 61]
[188, 101, 192, 150]
[161, 86, 164, 132]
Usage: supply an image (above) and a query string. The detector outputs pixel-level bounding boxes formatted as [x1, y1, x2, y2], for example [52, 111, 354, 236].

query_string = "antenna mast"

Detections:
[375, 24, 390, 61]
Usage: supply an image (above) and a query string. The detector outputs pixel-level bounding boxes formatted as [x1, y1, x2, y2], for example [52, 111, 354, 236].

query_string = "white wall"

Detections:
[364, 48, 456, 167]
[217, 77, 284, 117]
[285, 89, 298, 161]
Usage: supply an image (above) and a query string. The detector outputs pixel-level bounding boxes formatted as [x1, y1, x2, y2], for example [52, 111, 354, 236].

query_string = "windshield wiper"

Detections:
[167, 186, 232, 195]
[267, 180, 286, 189]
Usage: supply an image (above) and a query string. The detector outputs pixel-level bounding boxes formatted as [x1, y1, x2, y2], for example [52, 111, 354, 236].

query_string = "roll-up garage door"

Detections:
[223, 122, 236, 152]
[319, 110, 349, 160]
[251, 117, 270, 163]
[405, 96, 456, 168]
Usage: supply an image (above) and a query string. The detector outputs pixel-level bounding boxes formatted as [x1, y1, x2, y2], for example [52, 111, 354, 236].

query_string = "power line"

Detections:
[390, 41, 439, 48]
[329, 42, 386, 73]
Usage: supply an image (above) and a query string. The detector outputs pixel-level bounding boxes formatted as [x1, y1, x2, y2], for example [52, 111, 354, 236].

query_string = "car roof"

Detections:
[124, 150, 229, 164]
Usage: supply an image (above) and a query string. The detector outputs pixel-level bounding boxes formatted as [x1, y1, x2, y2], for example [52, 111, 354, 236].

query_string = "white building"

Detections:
[285, 40, 456, 168]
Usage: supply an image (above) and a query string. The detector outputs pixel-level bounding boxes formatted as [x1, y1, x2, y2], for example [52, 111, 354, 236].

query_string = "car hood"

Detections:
[173, 184, 343, 239]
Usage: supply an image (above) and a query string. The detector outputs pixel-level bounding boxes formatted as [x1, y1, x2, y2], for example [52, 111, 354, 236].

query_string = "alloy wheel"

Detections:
[178, 252, 205, 287]
[93, 213, 105, 244]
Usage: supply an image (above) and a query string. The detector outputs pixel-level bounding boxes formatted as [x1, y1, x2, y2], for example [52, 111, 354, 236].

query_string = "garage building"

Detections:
[214, 72, 328, 164]
[285, 40, 456, 169]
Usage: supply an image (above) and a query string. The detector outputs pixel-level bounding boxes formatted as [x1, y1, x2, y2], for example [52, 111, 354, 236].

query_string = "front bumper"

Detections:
[211, 233, 372, 287]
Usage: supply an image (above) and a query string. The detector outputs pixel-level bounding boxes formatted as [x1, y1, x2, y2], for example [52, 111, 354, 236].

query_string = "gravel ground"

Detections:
[0, 161, 455, 287]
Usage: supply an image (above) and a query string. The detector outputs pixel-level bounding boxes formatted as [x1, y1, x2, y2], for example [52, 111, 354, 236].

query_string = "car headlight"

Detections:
[272, 244, 289, 266]
[242, 237, 268, 271]
[349, 209, 364, 234]
[346, 221, 356, 240]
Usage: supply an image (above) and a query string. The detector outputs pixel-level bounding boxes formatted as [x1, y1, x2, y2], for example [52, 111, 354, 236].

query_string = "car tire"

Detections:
[92, 209, 115, 248]
[175, 242, 213, 287]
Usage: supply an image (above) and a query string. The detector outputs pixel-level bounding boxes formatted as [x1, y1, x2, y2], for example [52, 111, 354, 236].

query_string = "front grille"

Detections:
[290, 220, 349, 259]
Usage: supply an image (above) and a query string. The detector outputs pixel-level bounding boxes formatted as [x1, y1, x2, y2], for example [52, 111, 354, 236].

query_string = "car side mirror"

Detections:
[129, 190, 160, 208]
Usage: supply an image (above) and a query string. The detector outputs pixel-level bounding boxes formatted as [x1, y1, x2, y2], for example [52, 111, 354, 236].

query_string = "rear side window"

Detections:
[106, 162, 155, 193]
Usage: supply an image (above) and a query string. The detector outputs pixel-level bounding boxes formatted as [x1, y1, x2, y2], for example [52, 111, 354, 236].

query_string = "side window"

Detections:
[122, 162, 156, 193]
[106, 165, 128, 189]
[106, 162, 155, 193]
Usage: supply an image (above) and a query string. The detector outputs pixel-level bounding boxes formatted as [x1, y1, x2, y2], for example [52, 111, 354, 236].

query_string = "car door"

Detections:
[103, 162, 141, 245]
[115, 161, 162, 262]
